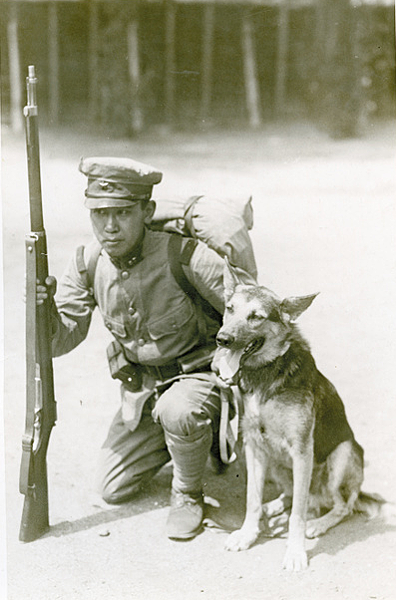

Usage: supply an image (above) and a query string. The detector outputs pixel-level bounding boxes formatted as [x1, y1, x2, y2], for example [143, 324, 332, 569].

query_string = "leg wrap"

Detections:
[164, 427, 213, 495]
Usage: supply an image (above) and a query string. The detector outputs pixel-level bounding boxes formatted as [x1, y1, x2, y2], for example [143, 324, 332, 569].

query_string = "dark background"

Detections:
[1, 0, 395, 137]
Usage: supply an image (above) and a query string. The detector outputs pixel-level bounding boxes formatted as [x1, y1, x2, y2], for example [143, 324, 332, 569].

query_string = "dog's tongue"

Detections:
[217, 348, 244, 382]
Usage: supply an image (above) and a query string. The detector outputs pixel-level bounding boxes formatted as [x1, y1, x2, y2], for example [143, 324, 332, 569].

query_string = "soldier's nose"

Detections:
[105, 214, 119, 231]
[216, 332, 235, 348]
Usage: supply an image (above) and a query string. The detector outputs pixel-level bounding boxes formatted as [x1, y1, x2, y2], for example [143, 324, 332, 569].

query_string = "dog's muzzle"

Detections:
[216, 332, 235, 348]
[216, 333, 265, 358]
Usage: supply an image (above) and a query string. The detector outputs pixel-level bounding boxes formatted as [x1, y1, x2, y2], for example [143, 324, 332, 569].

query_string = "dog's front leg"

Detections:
[283, 447, 313, 571]
[225, 440, 267, 552]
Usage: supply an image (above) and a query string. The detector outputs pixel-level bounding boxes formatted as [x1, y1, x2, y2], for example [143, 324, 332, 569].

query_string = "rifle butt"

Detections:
[19, 472, 50, 543]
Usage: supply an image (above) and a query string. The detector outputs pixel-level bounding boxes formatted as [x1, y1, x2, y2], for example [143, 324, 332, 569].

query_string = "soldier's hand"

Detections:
[36, 276, 57, 305]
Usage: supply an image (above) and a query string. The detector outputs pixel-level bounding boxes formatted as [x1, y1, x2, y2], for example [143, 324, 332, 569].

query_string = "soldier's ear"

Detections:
[143, 200, 156, 225]
[280, 293, 319, 322]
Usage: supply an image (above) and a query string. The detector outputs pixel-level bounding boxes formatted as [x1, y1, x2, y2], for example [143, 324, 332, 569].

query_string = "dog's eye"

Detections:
[248, 312, 265, 322]
[225, 304, 234, 314]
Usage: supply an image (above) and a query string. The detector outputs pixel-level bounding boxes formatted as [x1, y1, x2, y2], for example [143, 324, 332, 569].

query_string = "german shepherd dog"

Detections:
[213, 264, 383, 571]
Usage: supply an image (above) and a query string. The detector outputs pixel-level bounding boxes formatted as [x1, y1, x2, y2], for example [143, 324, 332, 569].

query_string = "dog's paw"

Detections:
[225, 528, 258, 552]
[267, 512, 289, 537]
[282, 546, 308, 572]
[263, 493, 292, 519]
[306, 518, 326, 539]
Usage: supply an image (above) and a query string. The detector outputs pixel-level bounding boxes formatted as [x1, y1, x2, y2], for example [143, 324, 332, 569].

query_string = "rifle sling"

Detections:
[20, 235, 39, 496]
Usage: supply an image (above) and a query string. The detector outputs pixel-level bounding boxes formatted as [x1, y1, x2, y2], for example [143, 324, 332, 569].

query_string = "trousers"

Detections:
[97, 373, 221, 504]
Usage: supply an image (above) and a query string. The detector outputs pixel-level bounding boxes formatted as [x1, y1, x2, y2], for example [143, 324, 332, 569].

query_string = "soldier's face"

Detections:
[90, 202, 154, 258]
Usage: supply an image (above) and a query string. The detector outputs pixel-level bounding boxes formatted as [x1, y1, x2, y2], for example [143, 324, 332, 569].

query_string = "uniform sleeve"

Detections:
[183, 240, 226, 314]
[51, 251, 97, 357]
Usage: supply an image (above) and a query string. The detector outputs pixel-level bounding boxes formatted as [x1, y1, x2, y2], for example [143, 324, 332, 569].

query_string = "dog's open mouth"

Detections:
[241, 337, 265, 362]
[216, 337, 266, 383]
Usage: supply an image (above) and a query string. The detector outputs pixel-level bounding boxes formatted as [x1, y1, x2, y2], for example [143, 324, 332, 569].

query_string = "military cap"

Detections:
[79, 157, 163, 209]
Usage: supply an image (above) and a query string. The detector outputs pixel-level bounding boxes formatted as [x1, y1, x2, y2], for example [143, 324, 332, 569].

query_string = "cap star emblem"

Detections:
[98, 179, 114, 192]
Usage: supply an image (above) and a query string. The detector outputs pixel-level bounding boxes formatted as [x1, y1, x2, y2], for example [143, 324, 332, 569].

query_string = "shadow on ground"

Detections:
[40, 450, 396, 571]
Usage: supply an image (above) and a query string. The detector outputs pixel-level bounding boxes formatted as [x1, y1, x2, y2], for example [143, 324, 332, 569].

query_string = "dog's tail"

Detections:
[355, 491, 395, 519]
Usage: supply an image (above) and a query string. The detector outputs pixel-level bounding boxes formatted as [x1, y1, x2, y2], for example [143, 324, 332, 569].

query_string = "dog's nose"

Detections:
[216, 332, 235, 348]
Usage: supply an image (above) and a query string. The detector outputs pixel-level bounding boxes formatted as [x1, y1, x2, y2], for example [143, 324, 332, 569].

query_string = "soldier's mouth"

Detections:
[104, 239, 123, 245]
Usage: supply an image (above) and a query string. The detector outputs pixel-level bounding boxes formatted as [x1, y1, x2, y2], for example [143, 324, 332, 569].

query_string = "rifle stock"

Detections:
[19, 66, 57, 542]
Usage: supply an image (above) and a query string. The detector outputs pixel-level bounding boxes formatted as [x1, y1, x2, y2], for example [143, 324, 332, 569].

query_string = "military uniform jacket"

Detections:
[51, 228, 225, 366]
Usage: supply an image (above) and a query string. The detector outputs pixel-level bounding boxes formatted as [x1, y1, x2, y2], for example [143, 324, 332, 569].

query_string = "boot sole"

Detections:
[167, 524, 203, 541]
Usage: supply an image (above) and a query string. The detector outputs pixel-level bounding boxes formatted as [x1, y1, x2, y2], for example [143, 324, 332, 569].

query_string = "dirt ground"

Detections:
[2, 119, 396, 600]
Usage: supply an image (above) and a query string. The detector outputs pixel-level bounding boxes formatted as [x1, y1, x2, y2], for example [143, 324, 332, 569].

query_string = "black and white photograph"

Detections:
[1, 0, 396, 598]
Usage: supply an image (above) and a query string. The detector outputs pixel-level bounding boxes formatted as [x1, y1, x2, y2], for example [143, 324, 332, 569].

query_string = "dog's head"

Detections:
[214, 260, 318, 380]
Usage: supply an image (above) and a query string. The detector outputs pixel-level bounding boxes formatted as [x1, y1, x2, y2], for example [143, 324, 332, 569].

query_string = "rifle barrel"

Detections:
[25, 65, 44, 233]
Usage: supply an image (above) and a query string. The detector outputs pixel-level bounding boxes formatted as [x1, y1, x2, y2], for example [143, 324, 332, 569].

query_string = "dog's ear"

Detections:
[223, 257, 256, 303]
[223, 257, 239, 302]
[280, 293, 319, 322]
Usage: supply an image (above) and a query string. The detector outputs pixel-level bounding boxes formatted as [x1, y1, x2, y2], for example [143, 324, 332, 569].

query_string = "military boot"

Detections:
[164, 427, 212, 540]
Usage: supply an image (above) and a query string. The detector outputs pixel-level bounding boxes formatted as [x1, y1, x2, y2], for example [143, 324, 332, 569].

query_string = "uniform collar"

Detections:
[109, 230, 145, 271]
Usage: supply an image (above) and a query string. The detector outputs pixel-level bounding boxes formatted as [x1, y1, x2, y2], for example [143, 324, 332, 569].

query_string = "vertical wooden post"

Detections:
[200, 3, 215, 122]
[88, 0, 100, 122]
[165, 1, 176, 125]
[242, 10, 261, 128]
[7, 2, 23, 133]
[48, 2, 60, 125]
[317, 0, 359, 137]
[274, 1, 289, 115]
[127, 9, 144, 133]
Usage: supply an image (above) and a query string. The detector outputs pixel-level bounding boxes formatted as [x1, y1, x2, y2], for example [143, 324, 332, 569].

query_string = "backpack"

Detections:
[151, 195, 257, 279]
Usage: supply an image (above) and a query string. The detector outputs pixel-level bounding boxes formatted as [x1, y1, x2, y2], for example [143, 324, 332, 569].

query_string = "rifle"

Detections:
[19, 66, 57, 542]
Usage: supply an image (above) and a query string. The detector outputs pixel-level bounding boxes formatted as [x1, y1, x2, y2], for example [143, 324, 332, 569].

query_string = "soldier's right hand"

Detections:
[36, 276, 57, 305]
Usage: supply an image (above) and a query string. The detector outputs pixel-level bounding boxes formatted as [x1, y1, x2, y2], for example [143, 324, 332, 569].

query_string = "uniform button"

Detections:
[138, 338, 145, 346]
[121, 270, 129, 280]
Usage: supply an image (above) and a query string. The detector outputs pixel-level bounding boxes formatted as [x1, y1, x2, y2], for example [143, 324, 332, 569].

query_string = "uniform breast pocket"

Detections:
[147, 301, 195, 341]
[103, 315, 129, 340]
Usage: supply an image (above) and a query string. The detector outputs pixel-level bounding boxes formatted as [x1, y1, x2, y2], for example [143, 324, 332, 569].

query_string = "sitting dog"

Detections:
[213, 263, 382, 571]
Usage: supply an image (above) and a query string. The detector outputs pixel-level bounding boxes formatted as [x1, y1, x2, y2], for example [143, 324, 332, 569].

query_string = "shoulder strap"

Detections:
[76, 244, 101, 296]
[168, 235, 199, 300]
[168, 234, 222, 346]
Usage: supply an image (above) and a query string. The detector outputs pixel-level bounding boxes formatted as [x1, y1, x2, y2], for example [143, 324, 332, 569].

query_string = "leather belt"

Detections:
[140, 361, 182, 381]
[140, 360, 212, 381]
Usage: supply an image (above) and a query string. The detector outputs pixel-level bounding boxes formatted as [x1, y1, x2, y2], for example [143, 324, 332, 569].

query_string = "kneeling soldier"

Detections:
[38, 156, 227, 540]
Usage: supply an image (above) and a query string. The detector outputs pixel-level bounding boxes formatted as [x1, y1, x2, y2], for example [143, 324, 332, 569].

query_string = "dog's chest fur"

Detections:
[239, 344, 316, 465]
[241, 389, 313, 466]
[238, 339, 358, 466]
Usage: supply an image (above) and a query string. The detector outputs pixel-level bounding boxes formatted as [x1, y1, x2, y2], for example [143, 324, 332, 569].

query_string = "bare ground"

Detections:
[2, 119, 396, 600]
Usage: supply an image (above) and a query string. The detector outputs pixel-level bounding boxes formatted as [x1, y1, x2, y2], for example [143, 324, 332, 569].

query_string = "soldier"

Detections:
[37, 156, 228, 541]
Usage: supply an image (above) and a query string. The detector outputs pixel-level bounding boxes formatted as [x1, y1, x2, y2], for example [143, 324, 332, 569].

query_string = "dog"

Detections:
[213, 263, 383, 571]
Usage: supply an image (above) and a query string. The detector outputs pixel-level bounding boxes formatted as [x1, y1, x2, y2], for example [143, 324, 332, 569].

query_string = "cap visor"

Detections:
[85, 197, 141, 209]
